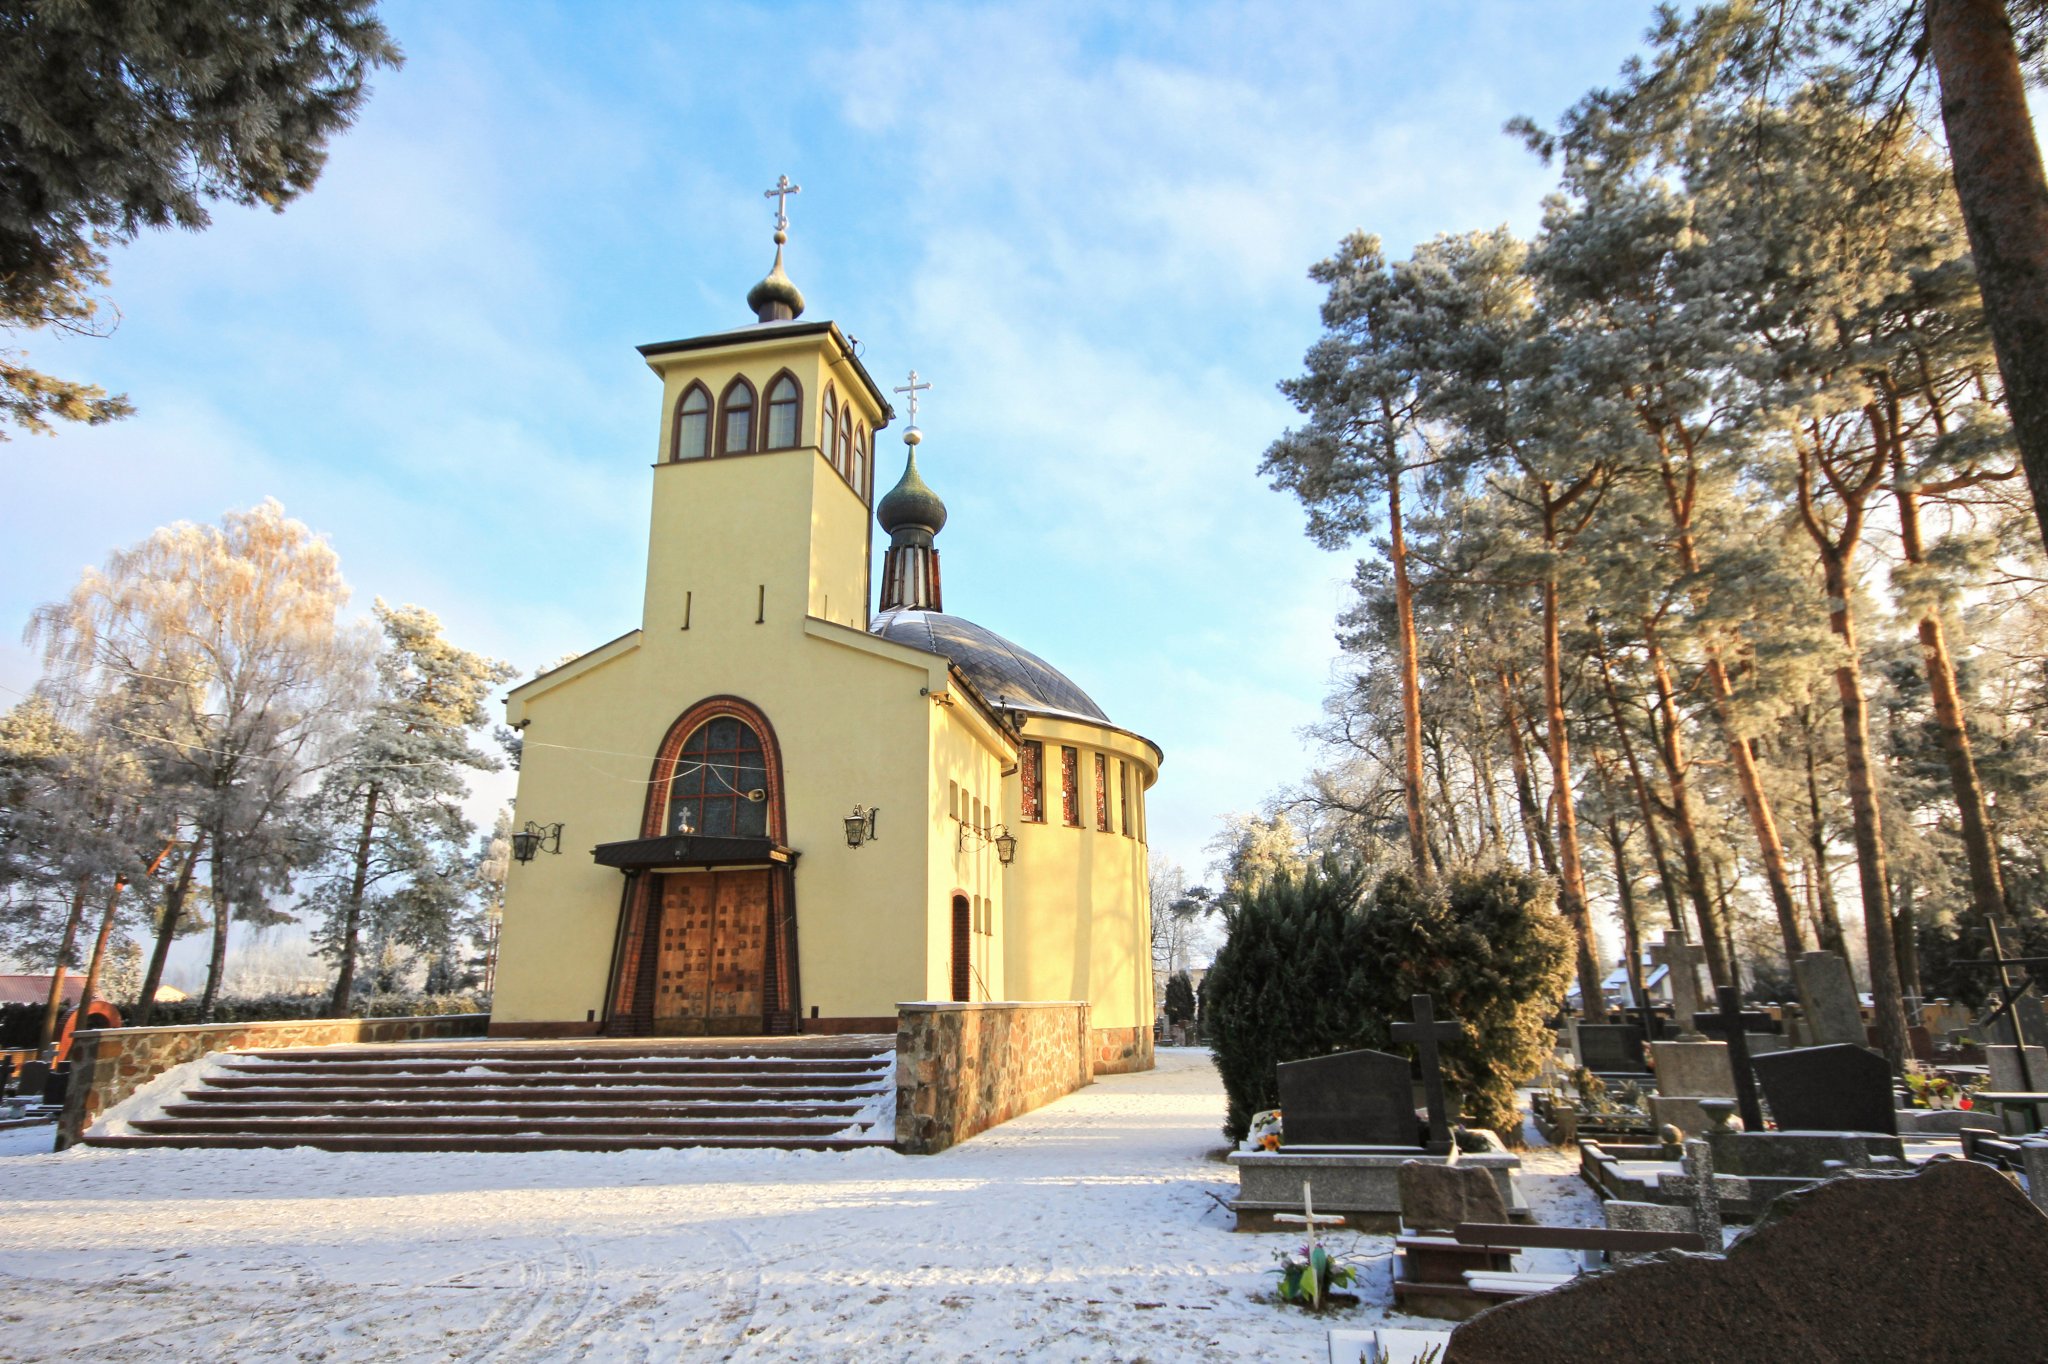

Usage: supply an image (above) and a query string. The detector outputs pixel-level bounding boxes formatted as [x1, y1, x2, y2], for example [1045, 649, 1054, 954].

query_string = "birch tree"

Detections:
[27, 500, 369, 1019]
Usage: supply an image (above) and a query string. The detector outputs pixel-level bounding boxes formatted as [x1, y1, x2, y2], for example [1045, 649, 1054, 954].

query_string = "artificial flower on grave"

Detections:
[1243, 1108, 1283, 1152]
[1273, 1242, 1357, 1309]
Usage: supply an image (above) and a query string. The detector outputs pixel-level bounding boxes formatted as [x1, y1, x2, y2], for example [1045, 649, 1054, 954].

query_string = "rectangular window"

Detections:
[972, 795, 983, 833]
[949, 780, 959, 821]
[1021, 741, 1044, 822]
[1061, 746, 1080, 827]
[1119, 760, 1132, 838]
[1094, 753, 1110, 831]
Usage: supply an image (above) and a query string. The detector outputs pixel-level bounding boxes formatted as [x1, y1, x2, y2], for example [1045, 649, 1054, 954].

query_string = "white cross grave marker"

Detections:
[1274, 1180, 1345, 1246]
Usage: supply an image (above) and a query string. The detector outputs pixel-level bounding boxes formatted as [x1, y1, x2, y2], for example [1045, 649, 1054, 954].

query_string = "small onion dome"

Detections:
[747, 234, 806, 322]
[878, 446, 947, 537]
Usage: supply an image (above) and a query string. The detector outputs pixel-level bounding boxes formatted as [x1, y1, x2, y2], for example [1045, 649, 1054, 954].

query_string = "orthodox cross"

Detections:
[764, 174, 801, 232]
[894, 370, 932, 429]
[1692, 985, 1773, 1133]
[1391, 993, 1462, 1154]
[1273, 1179, 1345, 1247]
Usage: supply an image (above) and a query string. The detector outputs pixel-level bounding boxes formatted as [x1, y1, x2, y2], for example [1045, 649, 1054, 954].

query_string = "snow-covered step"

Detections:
[84, 1036, 898, 1153]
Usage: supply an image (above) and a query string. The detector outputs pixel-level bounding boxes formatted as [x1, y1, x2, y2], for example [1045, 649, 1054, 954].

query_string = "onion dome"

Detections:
[747, 233, 806, 323]
[877, 438, 947, 538]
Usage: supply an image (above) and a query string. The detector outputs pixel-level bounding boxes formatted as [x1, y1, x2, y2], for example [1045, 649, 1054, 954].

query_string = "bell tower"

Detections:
[634, 178, 894, 637]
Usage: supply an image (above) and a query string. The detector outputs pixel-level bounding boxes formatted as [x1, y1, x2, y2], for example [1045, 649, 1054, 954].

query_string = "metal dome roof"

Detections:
[870, 609, 1109, 722]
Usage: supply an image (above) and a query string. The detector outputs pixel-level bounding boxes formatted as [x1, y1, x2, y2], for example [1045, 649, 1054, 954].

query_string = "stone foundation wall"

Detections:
[895, 1001, 1091, 1155]
[1091, 1023, 1154, 1075]
[57, 1013, 489, 1149]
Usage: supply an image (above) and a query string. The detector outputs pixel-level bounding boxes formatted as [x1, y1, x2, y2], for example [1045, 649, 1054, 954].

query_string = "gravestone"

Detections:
[1603, 1199, 1697, 1264]
[1650, 933, 1708, 1041]
[1443, 1161, 2048, 1364]
[1987, 1043, 2048, 1094]
[1573, 1024, 1649, 1075]
[1649, 1041, 1734, 1098]
[1275, 1048, 1420, 1148]
[1397, 1159, 1509, 1233]
[1647, 1095, 1715, 1136]
[15, 1059, 49, 1103]
[1693, 987, 1771, 1133]
[1750, 1043, 1897, 1136]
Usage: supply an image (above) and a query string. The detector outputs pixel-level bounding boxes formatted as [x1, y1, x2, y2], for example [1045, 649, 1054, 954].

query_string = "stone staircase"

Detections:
[83, 1036, 897, 1153]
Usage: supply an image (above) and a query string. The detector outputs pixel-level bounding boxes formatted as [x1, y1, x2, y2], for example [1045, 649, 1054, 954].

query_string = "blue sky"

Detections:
[3, 0, 1658, 906]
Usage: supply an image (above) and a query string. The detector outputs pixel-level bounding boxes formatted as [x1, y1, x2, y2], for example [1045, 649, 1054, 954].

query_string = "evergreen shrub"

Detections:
[1354, 866, 1572, 1138]
[1205, 859, 1374, 1141]
[1164, 971, 1197, 1027]
[1206, 860, 1571, 1143]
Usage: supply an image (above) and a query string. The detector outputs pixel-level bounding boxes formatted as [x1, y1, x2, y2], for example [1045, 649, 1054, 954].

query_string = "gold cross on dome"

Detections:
[894, 370, 932, 428]
[764, 175, 801, 232]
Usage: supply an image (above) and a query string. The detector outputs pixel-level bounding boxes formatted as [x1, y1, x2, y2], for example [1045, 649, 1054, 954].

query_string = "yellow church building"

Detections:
[489, 191, 1160, 1073]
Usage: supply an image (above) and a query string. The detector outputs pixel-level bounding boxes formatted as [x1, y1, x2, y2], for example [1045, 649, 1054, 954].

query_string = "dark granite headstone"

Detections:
[1275, 1048, 1419, 1148]
[15, 1060, 49, 1103]
[1751, 1043, 1896, 1136]
[1574, 1023, 1649, 1074]
[1444, 1161, 2048, 1363]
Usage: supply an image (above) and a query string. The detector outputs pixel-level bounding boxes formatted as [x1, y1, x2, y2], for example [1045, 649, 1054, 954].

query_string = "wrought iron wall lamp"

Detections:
[510, 822, 564, 864]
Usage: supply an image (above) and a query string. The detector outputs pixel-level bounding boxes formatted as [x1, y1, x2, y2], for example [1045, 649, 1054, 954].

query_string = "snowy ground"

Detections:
[0, 1050, 1599, 1363]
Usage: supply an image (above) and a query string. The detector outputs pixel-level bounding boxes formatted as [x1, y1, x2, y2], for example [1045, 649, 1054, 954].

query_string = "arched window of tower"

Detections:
[673, 383, 710, 461]
[765, 373, 800, 449]
[719, 377, 756, 455]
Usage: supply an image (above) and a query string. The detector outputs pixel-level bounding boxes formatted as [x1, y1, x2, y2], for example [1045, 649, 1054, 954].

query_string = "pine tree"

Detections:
[307, 602, 514, 1013]
[0, 0, 400, 437]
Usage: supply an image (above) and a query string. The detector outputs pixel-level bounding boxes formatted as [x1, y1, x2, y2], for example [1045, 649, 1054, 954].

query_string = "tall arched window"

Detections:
[822, 384, 839, 465]
[837, 406, 854, 476]
[719, 378, 756, 455]
[765, 373, 800, 450]
[672, 383, 711, 462]
[668, 715, 770, 838]
[852, 421, 868, 497]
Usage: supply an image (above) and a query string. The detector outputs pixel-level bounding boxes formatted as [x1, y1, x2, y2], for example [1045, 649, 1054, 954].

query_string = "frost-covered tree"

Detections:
[304, 602, 513, 1013]
[27, 500, 370, 1020]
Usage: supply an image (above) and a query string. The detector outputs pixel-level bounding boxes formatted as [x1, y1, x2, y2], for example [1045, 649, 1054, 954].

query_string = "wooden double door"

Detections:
[653, 869, 771, 1034]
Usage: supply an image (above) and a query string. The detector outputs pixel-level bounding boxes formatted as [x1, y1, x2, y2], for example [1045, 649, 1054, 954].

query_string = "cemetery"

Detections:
[12, 2, 2048, 1361]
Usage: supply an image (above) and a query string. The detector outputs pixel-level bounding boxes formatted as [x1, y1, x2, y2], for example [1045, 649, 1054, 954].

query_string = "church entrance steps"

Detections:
[84, 1034, 896, 1154]
[84, 1132, 894, 1154]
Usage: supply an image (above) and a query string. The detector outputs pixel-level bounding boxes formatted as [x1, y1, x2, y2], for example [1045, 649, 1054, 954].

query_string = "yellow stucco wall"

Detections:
[1001, 716, 1158, 1032]
[493, 317, 1160, 1038]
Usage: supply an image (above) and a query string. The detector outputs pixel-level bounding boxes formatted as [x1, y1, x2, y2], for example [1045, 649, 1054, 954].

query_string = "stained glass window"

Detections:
[1020, 741, 1044, 822]
[823, 386, 839, 467]
[1119, 760, 1132, 837]
[1061, 746, 1080, 827]
[668, 716, 769, 838]
[1094, 753, 1110, 831]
